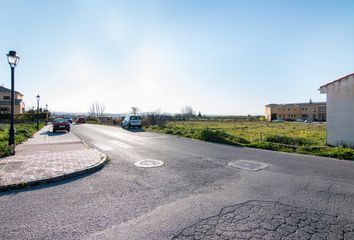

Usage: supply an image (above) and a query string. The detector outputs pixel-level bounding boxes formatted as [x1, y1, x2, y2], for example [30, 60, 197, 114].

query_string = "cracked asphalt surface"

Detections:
[1, 124, 354, 240]
[173, 200, 354, 240]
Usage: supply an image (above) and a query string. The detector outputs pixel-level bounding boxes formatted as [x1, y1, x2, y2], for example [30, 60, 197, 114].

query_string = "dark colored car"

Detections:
[53, 118, 70, 132]
[64, 116, 73, 123]
[76, 117, 86, 124]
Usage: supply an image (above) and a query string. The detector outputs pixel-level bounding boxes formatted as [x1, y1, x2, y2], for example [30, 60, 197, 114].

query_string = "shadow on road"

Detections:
[40, 131, 67, 136]
[123, 128, 145, 133]
[0, 169, 102, 196]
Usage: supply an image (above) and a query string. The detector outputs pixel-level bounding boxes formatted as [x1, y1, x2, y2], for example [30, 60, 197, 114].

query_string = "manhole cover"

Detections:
[134, 159, 164, 168]
[227, 160, 269, 171]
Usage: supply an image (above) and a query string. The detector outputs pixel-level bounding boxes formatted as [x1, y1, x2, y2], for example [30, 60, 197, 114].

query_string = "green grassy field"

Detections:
[155, 121, 326, 145]
[145, 121, 354, 160]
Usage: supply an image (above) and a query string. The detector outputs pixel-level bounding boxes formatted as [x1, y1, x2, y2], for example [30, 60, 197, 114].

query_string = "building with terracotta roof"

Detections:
[320, 73, 354, 147]
[0, 86, 26, 114]
[265, 101, 326, 122]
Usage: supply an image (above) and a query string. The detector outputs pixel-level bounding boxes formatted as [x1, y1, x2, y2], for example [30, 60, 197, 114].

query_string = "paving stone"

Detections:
[0, 126, 105, 190]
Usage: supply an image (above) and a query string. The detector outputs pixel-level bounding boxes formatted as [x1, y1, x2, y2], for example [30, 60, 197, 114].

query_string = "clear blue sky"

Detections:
[0, 0, 354, 115]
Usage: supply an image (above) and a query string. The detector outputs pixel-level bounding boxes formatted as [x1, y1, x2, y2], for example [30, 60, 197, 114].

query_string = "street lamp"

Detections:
[36, 95, 40, 130]
[6, 51, 20, 154]
[45, 104, 48, 125]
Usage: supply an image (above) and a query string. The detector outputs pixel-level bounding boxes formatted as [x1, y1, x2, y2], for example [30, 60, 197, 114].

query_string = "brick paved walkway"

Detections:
[0, 126, 106, 191]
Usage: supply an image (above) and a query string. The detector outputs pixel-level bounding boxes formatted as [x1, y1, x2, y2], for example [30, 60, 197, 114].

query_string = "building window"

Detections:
[3, 96, 10, 100]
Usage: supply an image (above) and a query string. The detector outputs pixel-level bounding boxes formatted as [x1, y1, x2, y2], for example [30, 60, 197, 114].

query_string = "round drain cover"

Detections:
[134, 159, 164, 168]
[227, 160, 269, 171]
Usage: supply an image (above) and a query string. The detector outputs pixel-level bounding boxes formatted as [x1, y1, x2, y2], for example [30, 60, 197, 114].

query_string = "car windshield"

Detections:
[54, 119, 66, 123]
[130, 116, 141, 120]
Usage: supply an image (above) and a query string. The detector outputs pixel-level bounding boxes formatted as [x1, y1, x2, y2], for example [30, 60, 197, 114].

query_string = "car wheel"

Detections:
[67, 129, 70, 132]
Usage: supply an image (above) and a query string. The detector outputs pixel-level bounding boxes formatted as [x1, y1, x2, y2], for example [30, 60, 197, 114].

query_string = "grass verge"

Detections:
[145, 121, 354, 160]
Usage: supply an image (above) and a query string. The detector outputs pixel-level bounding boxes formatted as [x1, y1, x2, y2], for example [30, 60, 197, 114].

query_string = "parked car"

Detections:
[53, 118, 70, 132]
[304, 119, 313, 123]
[121, 115, 142, 128]
[272, 119, 284, 123]
[76, 117, 86, 124]
[296, 119, 304, 122]
[64, 116, 73, 123]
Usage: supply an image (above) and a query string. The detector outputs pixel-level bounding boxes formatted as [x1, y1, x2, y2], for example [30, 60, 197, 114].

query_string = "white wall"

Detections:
[324, 75, 354, 147]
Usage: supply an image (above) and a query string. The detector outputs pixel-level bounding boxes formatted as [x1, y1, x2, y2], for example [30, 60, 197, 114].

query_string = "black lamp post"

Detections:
[45, 104, 48, 125]
[6, 51, 20, 154]
[36, 94, 40, 130]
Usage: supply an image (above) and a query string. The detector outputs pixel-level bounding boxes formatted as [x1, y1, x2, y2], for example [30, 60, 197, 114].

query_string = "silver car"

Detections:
[121, 115, 142, 128]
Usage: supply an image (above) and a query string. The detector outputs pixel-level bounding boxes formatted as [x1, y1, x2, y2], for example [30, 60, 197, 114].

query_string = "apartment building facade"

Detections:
[0, 86, 25, 114]
[265, 101, 326, 121]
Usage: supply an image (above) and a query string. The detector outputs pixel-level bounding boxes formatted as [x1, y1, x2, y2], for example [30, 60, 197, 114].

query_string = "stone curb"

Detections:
[0, 143, 108, 192]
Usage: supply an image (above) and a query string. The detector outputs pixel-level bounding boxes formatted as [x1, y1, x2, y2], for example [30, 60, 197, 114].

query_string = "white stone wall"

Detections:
[322, 75, 354, 147]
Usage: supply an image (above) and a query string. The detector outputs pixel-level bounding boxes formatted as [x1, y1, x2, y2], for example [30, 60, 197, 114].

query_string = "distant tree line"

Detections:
[84, 103, 264, 127]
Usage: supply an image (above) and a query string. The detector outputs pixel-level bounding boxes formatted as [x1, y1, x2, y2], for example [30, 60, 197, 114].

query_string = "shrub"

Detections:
[317, 147, 354, 160]
[164, 129, 174, 134]
[142, 112, 170, 127]
[0, 124, 7, 131]
[265, 135, 314, 146]
[0, 141, 13, 157]
[198, 129, 227, 143]
[16, 128, 32, 138]
[228, 135, 250, 145]
[112, 117, 123, 126]
[197, 128, 249, 145]
[247, 141, 296, 152]
[174, 130, 183, 135]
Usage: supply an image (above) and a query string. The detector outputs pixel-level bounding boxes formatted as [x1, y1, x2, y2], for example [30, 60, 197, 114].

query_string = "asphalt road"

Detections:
[1, 124, 354, 240]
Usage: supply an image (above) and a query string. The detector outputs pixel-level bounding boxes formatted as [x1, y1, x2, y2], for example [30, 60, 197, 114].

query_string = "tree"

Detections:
[88, 102, 105, 119]
[181, 106, 196, 119]
[131, 107, 139, 115]
[143, 109, 170, 127]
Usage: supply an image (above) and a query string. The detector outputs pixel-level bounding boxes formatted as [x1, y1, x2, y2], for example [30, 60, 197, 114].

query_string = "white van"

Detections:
[121, 115, 142, 128]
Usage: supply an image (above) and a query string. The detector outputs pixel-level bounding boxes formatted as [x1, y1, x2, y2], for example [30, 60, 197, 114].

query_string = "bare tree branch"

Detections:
[181, 106, 196, 119]
[131, 107, 139, 115]
[88, 102, 106, 119]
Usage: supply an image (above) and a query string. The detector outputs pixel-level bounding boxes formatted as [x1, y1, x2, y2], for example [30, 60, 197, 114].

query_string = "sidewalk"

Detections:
[0, 125, 107, 191]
